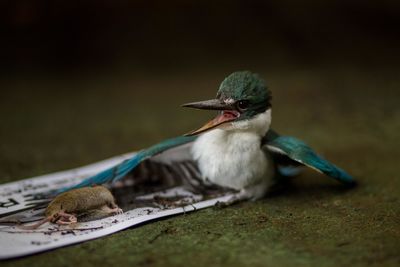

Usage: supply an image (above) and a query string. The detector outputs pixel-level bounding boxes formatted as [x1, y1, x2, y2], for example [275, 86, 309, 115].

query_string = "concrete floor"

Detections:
[0, 66, 399, 266]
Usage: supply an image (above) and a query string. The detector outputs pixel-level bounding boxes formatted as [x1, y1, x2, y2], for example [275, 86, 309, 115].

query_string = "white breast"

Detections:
[191, 109, 274, 192]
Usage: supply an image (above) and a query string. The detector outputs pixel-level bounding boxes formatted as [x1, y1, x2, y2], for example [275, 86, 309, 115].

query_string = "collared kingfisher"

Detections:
[59, 71, 355, 204]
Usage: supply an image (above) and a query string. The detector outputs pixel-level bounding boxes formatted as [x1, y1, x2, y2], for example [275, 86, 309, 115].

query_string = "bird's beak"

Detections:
[182, 99, 240, 136]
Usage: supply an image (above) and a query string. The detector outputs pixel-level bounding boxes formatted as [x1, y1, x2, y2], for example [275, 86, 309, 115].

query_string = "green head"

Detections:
[217, 71, 271, 119]
[182, 71, 272, 135]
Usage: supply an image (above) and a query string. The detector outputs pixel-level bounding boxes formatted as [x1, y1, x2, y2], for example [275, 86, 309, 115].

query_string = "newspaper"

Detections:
[0, 153, 234, 259]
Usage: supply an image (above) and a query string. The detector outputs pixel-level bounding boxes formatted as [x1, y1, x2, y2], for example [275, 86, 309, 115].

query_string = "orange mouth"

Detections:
[185, 110, 240, 136]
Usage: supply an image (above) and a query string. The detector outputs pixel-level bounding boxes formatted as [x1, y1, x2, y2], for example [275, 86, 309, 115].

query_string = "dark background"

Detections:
[1, 1, 400, 266]
[1, 0, 399, 73]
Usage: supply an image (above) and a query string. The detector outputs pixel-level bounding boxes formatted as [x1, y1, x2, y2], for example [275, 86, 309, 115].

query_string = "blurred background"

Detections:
[1, 0, 399, 72]
[0, 0, 399, 180]
[1, 1, 400, 266]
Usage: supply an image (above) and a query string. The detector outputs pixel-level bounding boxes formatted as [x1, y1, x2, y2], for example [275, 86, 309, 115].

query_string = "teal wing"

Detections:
[263, 130, 355, 186]
[56, 135, 197, 194]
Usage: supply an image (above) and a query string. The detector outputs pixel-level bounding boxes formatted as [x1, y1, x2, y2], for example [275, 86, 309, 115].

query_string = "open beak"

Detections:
[182, 99, 240, 136]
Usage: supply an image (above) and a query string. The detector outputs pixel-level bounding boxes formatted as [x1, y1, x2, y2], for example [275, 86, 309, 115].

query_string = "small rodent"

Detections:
[20, 186, 122, 229]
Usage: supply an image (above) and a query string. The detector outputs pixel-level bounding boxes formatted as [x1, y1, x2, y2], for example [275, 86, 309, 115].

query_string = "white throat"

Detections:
[191, 109, 273, 194]
[229, 109, 272, 136]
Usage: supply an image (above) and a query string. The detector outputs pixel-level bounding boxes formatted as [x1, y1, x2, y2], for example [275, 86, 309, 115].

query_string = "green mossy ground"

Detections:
[1, 67, 399, 266]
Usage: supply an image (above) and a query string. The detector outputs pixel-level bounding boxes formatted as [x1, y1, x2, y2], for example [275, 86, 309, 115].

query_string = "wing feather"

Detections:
[56, 136, 197, 193]
[263, 130, 355, 185]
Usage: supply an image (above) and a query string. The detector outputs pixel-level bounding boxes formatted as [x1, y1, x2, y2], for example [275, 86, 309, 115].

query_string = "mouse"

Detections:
[19, 186, 123, 229]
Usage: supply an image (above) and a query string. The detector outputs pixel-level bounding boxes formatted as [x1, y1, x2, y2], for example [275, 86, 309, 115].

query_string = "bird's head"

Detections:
[183, 71, 272, 136]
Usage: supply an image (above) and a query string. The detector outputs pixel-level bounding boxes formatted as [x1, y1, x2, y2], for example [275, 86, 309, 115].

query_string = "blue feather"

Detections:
[56, 135, 197, 194]
[267, 136, 355, 185]
[277, 165, 302, 177]
[57, 129, 354, 195]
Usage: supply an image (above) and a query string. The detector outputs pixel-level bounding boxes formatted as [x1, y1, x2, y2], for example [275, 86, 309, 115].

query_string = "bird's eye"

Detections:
[236, 100, 250, 111]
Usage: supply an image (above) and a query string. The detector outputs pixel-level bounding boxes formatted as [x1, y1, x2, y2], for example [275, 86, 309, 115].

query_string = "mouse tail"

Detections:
[17, 217, 50, 230]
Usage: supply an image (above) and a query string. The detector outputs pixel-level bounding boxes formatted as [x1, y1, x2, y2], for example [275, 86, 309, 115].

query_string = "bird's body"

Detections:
[57, 71, 355, 204]
[192, 109, 274, 200]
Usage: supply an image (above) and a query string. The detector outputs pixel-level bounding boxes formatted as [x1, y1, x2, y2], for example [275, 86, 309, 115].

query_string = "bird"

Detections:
[58, 71, 355, 205]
